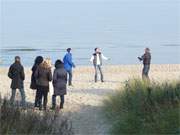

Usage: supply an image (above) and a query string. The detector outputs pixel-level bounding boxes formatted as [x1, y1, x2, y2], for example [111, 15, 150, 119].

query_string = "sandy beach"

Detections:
[0, 64, 180, 135]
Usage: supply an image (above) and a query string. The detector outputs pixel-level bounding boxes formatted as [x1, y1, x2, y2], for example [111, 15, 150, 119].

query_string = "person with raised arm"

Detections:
[90, 48, 109, 83]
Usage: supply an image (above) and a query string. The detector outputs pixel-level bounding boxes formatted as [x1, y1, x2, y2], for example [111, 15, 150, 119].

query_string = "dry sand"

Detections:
[0, 64, 180, 135]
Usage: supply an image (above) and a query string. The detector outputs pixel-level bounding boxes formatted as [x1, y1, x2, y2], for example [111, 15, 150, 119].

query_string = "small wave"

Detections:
[2, 48, 42, 52]
[162, 44, 180, 47]
[123, 45, 144, 48]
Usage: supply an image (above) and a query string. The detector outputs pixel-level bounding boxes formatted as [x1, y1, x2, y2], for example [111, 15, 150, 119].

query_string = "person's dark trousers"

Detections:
[52, 95, 64, 109]
[142, 64, 150, 81]
[10, 88, 26, 107]
[67, 70, 72, 86]
[34, 89, 41, 107]
[38, 89, 48, 110]
[94, 65, 104, 82]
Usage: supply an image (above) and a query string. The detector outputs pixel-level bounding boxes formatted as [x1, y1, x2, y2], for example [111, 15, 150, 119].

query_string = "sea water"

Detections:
[1, 0, 180, 66]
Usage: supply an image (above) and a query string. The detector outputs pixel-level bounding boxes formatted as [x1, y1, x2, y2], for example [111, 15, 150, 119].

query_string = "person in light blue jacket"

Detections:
[63, 48, 75, 86]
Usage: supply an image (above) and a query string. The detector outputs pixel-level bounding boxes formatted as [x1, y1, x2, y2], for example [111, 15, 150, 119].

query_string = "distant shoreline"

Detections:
[0, 63, 180, 68]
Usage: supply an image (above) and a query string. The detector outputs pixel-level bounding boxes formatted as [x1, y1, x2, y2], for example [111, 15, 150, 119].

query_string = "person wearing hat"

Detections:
[51, 60, 67, 110]
[63, 48, 75, 86]
[8, 56, 26, 106]
[138, 48, 151, 81]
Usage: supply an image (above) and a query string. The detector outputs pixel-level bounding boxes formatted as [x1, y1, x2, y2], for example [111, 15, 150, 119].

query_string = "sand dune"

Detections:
[0, 64, 180, 135]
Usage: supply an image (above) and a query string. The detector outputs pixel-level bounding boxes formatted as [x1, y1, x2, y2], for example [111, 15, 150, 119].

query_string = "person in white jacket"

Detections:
[90, 48, 109, 82]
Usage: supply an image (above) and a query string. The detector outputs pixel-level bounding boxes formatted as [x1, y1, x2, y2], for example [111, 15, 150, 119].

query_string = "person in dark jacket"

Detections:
[8, 56, 26, 106]
[51, 60, 67, 110]
[90, 48, 109, 82]
[30, 56, 43, 108]
[34, 59, 52, 110]
[63, 48, 75, 86]
[138, 48, 151, 81]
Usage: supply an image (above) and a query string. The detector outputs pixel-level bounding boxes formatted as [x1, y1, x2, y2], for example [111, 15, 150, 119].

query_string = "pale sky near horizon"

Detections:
[1, 0, 180, 48]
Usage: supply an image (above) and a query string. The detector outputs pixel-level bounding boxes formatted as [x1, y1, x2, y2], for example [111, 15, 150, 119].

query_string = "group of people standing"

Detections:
[8, 48, 75, 110]
[7, 47, 151, 110]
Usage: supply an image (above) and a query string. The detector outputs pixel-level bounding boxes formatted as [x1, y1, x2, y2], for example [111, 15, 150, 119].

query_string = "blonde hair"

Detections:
[40, 58, 52, 69]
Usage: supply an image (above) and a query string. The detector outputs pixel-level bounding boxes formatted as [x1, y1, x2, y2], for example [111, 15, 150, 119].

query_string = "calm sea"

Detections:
[1, 0, 180, 66]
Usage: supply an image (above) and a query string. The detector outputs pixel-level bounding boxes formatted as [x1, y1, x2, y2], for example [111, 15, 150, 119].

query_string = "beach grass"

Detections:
[0, 95, 74, 135]
[103, 79, 180, 134]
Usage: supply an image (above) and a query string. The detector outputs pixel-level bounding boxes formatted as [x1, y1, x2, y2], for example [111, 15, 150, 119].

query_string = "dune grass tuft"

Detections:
[103, 79, 180, 135]
[0, 95, 74, 135]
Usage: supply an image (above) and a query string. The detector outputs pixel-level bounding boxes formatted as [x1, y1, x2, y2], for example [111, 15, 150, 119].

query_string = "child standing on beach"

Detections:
[90, 48, 109, 82]
[51, 60, 67, 110]
[138, 48, 151, 81]
[8, 56, 26, 107]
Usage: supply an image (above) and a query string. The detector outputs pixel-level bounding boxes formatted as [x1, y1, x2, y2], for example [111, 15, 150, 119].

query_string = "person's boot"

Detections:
[95, 75, 97, 83]
[101, 79, 104, 82]
[34, 99, 40, 108]
[50, 105, 56, 110]
[39, 106, 42, 111]
[60, 103, 64, 109]
[68, 82, 73, 86]
[39, 100, 42, 110]
[44, 107, 47, 111]
[101, 75, 104, 82]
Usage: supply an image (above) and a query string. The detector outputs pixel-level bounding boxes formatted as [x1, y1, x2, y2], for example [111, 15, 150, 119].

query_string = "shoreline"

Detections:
[0, 63, 180, 68]
[0, 63, 180, 67]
